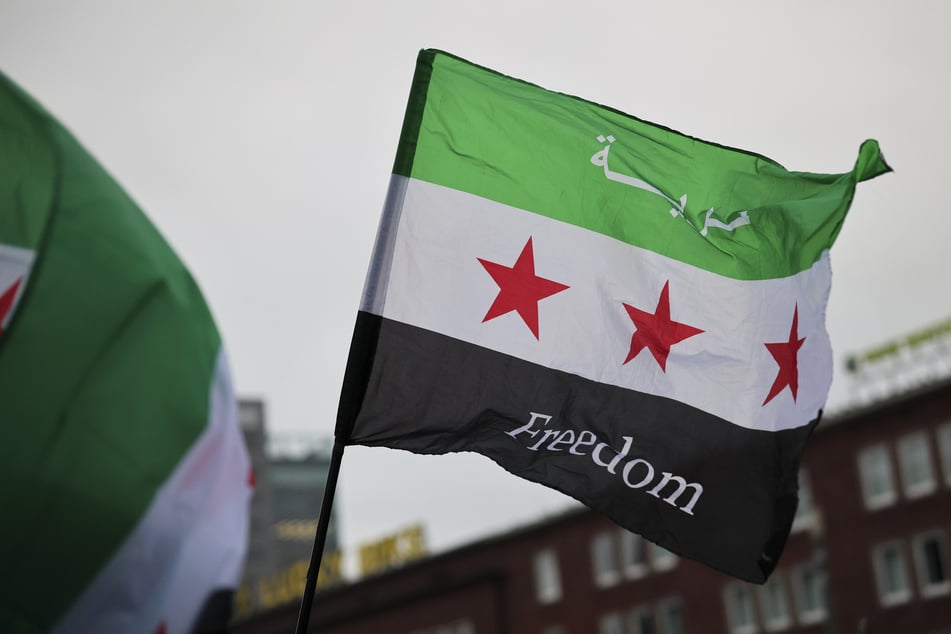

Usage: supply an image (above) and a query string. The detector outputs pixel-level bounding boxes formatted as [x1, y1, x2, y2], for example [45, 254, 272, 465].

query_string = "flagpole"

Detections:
[295, 438, 346, 634]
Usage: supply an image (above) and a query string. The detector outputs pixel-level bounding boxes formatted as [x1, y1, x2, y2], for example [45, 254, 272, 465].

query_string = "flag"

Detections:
[0, 72, 251, 632]
[336, 50, 890, 583]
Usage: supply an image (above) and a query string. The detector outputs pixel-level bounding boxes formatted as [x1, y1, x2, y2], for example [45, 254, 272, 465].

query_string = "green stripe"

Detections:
[0, 74, 221, 629]
[0, 73, 55, 252]
[392, 50, 435, 177]
[396, 50, 889, 281]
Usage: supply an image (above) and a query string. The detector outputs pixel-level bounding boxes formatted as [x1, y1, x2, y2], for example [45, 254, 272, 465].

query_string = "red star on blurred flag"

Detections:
[0, 277, 23, 336]
[763, 305, 806, 405]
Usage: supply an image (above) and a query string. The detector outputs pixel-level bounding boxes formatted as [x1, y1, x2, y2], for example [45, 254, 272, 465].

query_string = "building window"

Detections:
[937, 422, 951, 487]
[791, 470, 815, 532]
[872, 541, 913, 606]
[858, 444, 897, 509]
[897, 431, 937, 498]
[411, 619, 475, 634]
[620, 530, 649, 579]
[791, 562, 828, 625]
[534, 549, 562, 604]
[656, 598, 684, 634]
[757, 574, 792, 631]
[591, 530, 620, 587]
[724, 582, 759, 634]
[628, 607, 655, 634]
[912, 531, 951, 598]
[598, 611, 624, 634]
[649, 542, 678, 572]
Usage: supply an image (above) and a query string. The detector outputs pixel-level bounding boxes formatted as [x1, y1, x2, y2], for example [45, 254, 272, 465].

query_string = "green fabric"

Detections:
[0, 73, 221, 630]
[397, 50, 890, 281]
[0, 79, 54, 253]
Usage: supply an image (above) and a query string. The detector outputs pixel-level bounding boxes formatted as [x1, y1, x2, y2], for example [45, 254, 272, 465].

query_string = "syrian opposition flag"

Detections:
[336, 50, 892, 584]
[0, 73, 251, 631]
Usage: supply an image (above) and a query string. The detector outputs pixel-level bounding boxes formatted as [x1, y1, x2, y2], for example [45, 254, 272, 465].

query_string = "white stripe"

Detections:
[370, 175, 833, 433]
[54, 349, 252, 634]
[0, 242, 35, 329]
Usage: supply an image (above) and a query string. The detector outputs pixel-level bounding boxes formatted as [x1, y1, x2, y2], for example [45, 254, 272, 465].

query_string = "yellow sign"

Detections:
[358, 524, 427, 577]
[847, 317, 951, 371]
[273, 519, 319, 541]
[234, 550, 343, 618]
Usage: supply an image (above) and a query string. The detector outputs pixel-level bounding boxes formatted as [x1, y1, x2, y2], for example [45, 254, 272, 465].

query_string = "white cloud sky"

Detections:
[2, 0, 949, 571]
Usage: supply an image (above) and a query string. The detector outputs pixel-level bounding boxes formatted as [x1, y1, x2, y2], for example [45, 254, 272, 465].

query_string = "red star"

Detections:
[762, 305, 806, 406]
[0, 277, 23, 336]
[623, 280, 703, 371]
[478, 237, 569, 339]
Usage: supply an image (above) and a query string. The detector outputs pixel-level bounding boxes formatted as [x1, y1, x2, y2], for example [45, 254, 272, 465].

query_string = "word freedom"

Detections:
[506, 413, 704, 515]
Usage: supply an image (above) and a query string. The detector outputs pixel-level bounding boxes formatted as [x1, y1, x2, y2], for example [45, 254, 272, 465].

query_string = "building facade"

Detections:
[237, 400, 278, 600]
[232, 378, 951, 634]
[236, 400, 343, 619]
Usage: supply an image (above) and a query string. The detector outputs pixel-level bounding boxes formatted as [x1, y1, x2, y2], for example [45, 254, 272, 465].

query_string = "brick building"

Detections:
[232, 377, 951, 634]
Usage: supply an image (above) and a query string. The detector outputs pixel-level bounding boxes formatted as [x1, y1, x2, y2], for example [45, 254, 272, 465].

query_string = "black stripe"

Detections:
[188, 588, 233, 634]
[334, 311, 382, 442]
[344, 313, 817, 583]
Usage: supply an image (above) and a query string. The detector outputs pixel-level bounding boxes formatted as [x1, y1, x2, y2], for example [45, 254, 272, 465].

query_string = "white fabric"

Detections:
[0, 242, 35, 329]
[54, 349, 252, 634]
[369, 175, 833, 433]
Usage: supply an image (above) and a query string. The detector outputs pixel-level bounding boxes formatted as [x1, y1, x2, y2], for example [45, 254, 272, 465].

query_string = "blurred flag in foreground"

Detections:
[0, 72, 251, 632]
[336, 49, 889, 583]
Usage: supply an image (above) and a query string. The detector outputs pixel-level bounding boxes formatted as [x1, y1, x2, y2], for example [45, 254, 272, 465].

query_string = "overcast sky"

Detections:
[2, 1, 949, 573]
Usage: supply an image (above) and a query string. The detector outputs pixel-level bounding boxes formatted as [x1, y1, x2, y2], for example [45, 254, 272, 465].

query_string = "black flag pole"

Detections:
[295, 248, 384, 630]
[294, 438, 346, 634]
